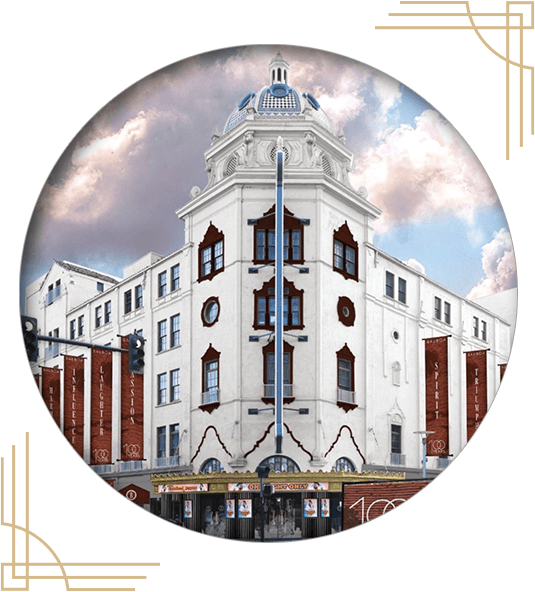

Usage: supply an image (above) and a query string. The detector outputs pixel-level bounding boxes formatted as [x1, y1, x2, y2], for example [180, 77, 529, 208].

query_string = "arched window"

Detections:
[201, 458, 223, 474]
[258, 455, 300, 474]
[253, 204, 303, 265]
[333, 457, 355, 472]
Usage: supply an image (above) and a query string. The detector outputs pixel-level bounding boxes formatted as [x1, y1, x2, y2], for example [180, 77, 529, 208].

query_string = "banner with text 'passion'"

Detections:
[90, 348, 113, 465]
[41, 366, 61, 428]
[120, 335, 144, 461]
[424, 336, 449, 456]
[63, 355, 85, 458]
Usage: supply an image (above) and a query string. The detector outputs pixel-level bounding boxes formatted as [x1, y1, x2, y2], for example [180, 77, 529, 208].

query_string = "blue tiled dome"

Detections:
[223, 55, 334, 135]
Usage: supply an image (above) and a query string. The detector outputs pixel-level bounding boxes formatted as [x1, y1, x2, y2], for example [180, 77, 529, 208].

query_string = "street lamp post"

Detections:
[414, 431, 434, 479]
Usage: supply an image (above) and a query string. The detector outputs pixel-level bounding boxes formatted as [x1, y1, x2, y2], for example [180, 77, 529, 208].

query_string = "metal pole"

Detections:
[275, 136, 284, 454]
[37, 334, 128, 354]
[260, 476, 265, 542]
[422, 436, 427, 479]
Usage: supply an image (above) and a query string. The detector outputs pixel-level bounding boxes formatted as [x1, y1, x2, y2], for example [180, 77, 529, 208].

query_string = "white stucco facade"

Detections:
[24, 54, 513, 500]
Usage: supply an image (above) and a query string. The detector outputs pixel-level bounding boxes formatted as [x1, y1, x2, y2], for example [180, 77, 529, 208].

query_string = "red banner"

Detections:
[41, 367, 61, 427]
[466, 350, 488, 441]
[63, 355, 85, 458]
[120, 336, 144, 461]
[499, 363, 507, 382]
[424, 336, 449, 456]
[91, 348, 113, 465]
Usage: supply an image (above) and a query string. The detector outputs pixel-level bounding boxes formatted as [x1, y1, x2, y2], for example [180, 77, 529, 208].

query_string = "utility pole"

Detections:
[275, 136, 284, 454]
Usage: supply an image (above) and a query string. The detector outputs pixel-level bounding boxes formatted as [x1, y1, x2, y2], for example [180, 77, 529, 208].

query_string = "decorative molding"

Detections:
[243, 422, 314, 460]
[324, 425, 366, 464]
[190, 425, 232, 464]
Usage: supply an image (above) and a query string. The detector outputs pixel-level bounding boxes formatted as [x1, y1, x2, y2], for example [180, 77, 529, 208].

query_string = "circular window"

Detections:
[337, 296, 355, 326]
[392, 330, 400, 342]
[201, 297, 220, 327]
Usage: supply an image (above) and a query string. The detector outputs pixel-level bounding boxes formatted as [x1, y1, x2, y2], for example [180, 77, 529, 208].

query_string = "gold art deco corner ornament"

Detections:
[0, 433, 159, 592]
[376, 1, 535, 160]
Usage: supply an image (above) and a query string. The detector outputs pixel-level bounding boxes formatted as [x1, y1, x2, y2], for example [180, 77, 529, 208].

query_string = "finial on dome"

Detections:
[269, 53, 290, 86]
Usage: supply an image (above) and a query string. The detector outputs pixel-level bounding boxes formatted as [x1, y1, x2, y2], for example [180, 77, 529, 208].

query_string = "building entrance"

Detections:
[254, 493, 302, 540]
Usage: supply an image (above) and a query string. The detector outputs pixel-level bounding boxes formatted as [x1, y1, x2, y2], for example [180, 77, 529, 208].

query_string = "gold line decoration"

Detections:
[376, 1, 534, 159]
[0, 433, 159, 591]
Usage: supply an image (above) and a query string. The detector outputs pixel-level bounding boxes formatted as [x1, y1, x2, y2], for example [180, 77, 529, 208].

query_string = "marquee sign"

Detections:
[63, 355, 85, 457]
[159, 483, 208, 493]
[466, 350, 488, 441]
[228, 482, 329, 492]
[424, 336, 449, 456]
[120, 336, 144, 461]
[90, 347, 113, 465]
[41, 367, 61, 428]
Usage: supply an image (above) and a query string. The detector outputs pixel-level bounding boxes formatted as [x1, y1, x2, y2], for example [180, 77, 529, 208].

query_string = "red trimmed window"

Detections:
[253, 277, 304, 331]
[199, 223, 224, 282]
[262, 340, 295, 404]
[253, 204, 304, 265]
[333, 222, 359, 281]
[336, 344, 357, 411]
[200, 344, 220, 413]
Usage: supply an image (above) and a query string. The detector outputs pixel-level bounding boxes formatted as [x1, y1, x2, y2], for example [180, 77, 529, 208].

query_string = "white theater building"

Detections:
[24, 54, 513, 538]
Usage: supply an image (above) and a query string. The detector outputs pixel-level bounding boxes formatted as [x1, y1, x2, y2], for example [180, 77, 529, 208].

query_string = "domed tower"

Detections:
[175, 53, 381, 481]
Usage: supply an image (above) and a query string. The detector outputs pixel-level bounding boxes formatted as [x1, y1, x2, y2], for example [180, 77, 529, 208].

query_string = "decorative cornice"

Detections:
[325, 425, 366, 464]
[190, 425, 232, 464]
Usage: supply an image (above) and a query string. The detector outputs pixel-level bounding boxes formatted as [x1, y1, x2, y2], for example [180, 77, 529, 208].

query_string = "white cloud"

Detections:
[352, 109, 498, 234]
[404, 258, 426, 275]
[466, 228, 517, 298]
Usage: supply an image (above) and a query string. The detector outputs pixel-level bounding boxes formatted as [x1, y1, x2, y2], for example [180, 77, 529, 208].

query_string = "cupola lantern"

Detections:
[269, 52, 290, 85]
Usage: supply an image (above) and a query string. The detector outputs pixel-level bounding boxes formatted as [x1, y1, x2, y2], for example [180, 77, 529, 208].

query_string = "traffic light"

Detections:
[21, 316, 39, 362]
[256, 464, 270, 479]
[128, 333, 145, 374]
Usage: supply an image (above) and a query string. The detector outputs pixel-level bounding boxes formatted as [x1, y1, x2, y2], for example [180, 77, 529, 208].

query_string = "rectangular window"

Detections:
[170, 424, 179, 458]
[104, 301, 111, 324]
[95, 306, 102, 328]
[70, 319, 76, 340]
[338, 359, 352, 391]
[473, 316, 479, 338]
[171, 264, 180, 291]
[444, 301, 451, 324]
[158, 319, 167, 352]
[434, 297, 442, 320]
[135, 285, 143, 309]
[170, 369, 180, 402]
[157, 373, 168, 405]
[283, 229, 301, 262]
[97, 282, 104, 292]
[124, 290, 132, 314]
[158, 271, 167, 298]
[171, 314, 180, 348]
[391, 425, 402, 454]
[78, 315, 84, 336]
[398, 277, 406, 304]
[204, 360, 219, 402]
[481, 320, 487, 341]
[157, 426, 166, 458]
[266, 352, 291, 397]
[385, 271, 395, 298]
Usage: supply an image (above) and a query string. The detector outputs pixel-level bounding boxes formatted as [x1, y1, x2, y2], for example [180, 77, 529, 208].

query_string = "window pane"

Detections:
[292, 230, 301, 260]
[257, 297, 266, 325]
[171, 369, 180, 402]
[391, 425, 402, 454]
[268, 230, 275, 260]
[205, 360, 218, 391]
[291, 297, 300, 326]
[214, 240, 223, 270]
[398, 278, 406, 303]
[334, 240, 344, 269]
[256, 230, 266, 260]
[338, 359, 352, 390]
[386, 272, 394, 298]
[201, 247, 212, 276]
[345, 245, 356, 275]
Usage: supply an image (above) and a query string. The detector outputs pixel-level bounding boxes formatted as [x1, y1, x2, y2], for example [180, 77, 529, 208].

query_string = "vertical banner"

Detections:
[63, 355, 85, 457]
[499, 363, 507, 382]
[466, 350, 488, 441]
[91, 347, 113, 465]
[424, 336, 449, 456]
[120, 336, 144, 461]
[41, 367, 61, 427]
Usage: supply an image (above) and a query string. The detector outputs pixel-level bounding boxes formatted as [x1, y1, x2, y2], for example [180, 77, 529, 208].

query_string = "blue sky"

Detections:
[19, 45, 516, 303]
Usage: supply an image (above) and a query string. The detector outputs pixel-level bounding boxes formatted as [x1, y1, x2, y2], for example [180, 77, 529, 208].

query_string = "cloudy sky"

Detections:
[20, 44, 516, 302]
